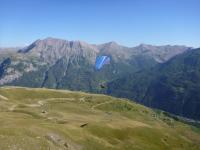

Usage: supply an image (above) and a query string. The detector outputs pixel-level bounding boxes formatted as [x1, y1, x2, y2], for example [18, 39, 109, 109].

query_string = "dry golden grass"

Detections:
[0, 87, 199, 150]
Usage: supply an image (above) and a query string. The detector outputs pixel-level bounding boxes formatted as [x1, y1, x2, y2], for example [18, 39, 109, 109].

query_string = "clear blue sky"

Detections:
[0, 0, 199, 47]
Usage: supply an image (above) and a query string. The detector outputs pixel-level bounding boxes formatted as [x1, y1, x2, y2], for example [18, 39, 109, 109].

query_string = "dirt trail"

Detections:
[91, 101, 113, 110]
[40, 98, 75, 102]
[0, 94, 8, 100]
[23, 98, 75, 108]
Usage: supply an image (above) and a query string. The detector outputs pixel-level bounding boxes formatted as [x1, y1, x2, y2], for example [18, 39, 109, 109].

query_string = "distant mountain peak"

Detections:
[106, 41, 121, 47]
[98, 41, 125, 51]
[19, 37, 99, 52]
[108, 41, 118, 45]
[137, 43, 191, 49]
[18, 37, 99, 64]
[137, 44, 154, 49]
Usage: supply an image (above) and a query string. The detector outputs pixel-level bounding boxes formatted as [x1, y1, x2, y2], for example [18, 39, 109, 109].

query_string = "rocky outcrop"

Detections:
[19, 37, 99, 65]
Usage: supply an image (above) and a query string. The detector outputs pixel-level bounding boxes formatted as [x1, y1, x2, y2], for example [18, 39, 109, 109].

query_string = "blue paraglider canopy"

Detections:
[95, 56, 110, 70]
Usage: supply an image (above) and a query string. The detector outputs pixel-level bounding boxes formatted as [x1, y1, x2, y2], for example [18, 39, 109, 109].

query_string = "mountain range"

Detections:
[1, 37, 199, 120]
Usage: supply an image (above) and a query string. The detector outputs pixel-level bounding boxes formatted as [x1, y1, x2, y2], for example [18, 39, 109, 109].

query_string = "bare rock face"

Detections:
[0, 57, 39, 85]
[0, 70, 22, 85]
[97, 42, 132, 61]
[131, 44, 191, 63]
[19, 37, 99, 64]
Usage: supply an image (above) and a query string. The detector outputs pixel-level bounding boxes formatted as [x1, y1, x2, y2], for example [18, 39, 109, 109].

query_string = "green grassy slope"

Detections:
[0, 87, 199, 150]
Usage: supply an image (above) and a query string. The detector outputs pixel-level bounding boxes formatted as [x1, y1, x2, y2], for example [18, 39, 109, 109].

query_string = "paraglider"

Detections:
[95, 56, 110, 70]
[95, 56, 111, 89]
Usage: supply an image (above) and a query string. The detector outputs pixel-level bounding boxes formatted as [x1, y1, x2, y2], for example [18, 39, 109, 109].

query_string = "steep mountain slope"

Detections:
[131, 44, 190, 63]
[107, 48, 200, 120]
[0, 38, 190, 88]
[97, 41, 132, 61]
[0, 38, 165, 90]
[0, 87, 199, 150]
[19, 37, 98, 64]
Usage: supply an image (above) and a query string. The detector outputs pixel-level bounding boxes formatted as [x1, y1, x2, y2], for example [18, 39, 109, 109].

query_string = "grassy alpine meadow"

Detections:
[0, 87, 199, 150]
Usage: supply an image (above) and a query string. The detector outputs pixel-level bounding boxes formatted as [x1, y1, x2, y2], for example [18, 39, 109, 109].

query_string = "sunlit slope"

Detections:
[0, 87, 199, 150]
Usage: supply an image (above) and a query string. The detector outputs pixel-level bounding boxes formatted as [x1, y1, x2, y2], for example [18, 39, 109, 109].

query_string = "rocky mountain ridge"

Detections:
[0, 37, 190, 86]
